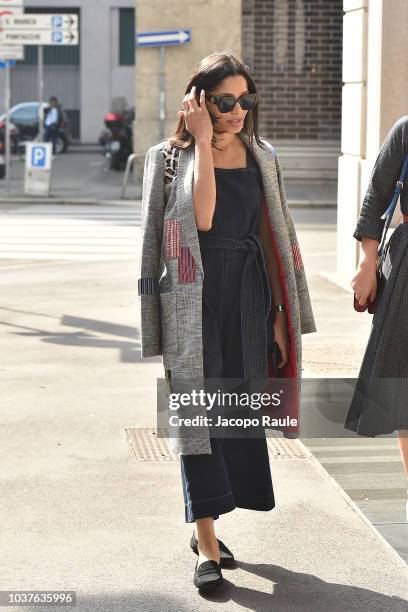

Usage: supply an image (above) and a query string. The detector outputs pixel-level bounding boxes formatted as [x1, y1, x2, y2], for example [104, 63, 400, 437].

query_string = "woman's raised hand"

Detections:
[178, 85, 213, 144]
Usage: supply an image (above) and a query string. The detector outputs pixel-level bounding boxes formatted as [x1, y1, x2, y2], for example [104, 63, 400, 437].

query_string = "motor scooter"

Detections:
[100, 108, 133, 171]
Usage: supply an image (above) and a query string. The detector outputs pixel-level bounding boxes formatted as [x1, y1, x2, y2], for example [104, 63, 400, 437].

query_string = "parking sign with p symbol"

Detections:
[32, 146, 47, 168]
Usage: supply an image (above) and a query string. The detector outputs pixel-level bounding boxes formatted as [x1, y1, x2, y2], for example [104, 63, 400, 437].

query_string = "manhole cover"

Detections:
[126, 428, 312, 461]
[126, 428, 178, 461]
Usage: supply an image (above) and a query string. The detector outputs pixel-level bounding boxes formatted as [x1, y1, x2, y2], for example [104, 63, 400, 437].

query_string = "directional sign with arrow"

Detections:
[136, 29, 191, 47]
[0, 1, 23, 6]
[0, 14, 78, 30]
[136, 29, 192, 140]
[0, 29, 79, 45]
[0, 4, 23, 60]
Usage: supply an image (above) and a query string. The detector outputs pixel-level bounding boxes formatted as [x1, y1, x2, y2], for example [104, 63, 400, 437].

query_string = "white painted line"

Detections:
[319, 456, 402, 464]
[306, 445, 398, 452]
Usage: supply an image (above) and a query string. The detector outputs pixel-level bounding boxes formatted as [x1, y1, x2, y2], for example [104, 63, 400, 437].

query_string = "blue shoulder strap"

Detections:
[380, 151, 408, 220]
[378, 151, 408, 256]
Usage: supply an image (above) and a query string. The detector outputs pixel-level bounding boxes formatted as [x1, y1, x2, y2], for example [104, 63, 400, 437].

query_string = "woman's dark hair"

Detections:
[167, 51, 265, 153]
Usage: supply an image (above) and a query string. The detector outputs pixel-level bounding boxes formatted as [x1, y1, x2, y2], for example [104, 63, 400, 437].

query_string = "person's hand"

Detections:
[178, 85, 213, 144]
[274, 312, 289, 368]
[351, 258, 377, 307]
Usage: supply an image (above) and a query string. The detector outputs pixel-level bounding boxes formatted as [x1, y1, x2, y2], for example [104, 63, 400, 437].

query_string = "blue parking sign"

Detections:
[25, 142, 52, 195]
[31, 146, 47, 168]
[51, 16, 63, 28]
[52, 31, 63, 43]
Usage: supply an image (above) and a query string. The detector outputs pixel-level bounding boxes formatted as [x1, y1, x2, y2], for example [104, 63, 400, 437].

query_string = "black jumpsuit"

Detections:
[180, 147, 276, 523]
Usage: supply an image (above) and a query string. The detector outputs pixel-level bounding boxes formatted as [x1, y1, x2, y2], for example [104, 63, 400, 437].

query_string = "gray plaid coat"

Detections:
[138, 131, 316, 455]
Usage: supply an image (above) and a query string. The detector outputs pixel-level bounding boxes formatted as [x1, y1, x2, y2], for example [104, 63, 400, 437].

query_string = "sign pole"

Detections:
[37, 44, 44, 141]
[135, 29, 191, 141]
[5, 60, 11, 195]
[159, 45, 165, 140]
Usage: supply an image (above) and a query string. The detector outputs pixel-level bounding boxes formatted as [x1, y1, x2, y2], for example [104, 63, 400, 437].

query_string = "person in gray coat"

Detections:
[138, 52, 316, 590]
[347, 115, 408, 521]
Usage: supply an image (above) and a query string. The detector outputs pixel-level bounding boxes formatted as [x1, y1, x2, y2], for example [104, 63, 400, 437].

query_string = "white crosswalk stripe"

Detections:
[0, 204, 142, 261]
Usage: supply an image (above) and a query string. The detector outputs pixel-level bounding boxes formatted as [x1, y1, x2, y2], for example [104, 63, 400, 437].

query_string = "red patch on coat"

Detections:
[164, 219, 182, 259]
[178, 246, 196, 283]
[291, 243, 304, 270]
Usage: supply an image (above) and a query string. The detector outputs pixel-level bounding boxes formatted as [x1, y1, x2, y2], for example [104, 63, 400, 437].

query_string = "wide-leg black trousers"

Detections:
[180, 249, 275, 523]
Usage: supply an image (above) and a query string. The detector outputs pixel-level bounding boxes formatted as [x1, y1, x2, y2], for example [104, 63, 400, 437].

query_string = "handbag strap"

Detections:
[378, 151, 408, 256]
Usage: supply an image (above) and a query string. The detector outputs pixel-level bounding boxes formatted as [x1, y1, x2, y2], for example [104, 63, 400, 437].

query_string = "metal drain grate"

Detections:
[126, 428, 312, 461]
[126, 428, 179, 461]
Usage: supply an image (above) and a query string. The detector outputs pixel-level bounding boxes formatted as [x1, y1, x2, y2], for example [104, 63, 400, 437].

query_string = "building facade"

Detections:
[0, 0, 135, 142]
[134, 0, 343, 156]
[338, 0, 408, 284]
[1, 1, 343, 145]
[242, 0, 343, 141]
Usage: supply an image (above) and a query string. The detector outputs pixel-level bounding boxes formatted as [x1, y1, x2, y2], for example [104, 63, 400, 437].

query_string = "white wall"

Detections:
[338, 0, 408, 285]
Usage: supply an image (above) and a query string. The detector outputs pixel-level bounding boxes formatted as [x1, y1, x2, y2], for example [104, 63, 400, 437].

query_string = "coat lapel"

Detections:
[238, 132, 281, 210]
[175, 144, 204, 274]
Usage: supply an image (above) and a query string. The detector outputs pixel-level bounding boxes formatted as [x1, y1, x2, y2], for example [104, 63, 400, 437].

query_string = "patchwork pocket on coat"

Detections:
[164, 219, 182, 259]
[291, 243, 304, 270]
[178, 246, 196, 283]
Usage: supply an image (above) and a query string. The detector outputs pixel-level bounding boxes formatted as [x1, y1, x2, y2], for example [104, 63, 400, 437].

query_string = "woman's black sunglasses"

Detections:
[205, 92, 258, 113]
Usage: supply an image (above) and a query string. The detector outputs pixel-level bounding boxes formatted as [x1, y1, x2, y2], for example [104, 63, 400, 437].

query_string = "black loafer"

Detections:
[190, 531, 235, 567]
[193, 559, 224, 591]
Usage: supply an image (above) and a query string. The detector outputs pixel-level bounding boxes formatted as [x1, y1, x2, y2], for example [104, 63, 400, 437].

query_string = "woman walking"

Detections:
[346, 115, 408, 521]
[138, 52, 316, 591]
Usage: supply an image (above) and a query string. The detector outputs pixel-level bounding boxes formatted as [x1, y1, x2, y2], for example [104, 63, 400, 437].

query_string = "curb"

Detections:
[0, 197, 334, 208]
[297, 437, 408, 571]
[0, 197, 141, 206]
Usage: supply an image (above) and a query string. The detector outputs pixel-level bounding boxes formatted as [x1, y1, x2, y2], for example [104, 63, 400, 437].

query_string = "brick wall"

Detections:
[242, 0, 343, 140]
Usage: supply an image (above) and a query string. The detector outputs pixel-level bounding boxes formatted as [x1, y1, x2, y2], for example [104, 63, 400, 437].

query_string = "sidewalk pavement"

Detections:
[0, 217, 407, 610]
[0, 150, 337, 208]
[0, 247, 408, 612]
[0, 150, 141, 205]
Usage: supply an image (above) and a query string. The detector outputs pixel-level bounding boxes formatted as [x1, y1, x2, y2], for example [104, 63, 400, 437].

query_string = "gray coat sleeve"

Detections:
[354, 115, 408, 242]
[137, 145, 166, 357]
[275, 152, 317, 335]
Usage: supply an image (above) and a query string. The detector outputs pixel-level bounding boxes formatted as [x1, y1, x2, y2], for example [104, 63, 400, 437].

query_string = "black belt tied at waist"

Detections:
[199, 232, 272, 381]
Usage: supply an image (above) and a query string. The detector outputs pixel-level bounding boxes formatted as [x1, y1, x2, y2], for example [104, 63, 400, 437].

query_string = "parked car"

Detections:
[0, 101, 70, 155]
